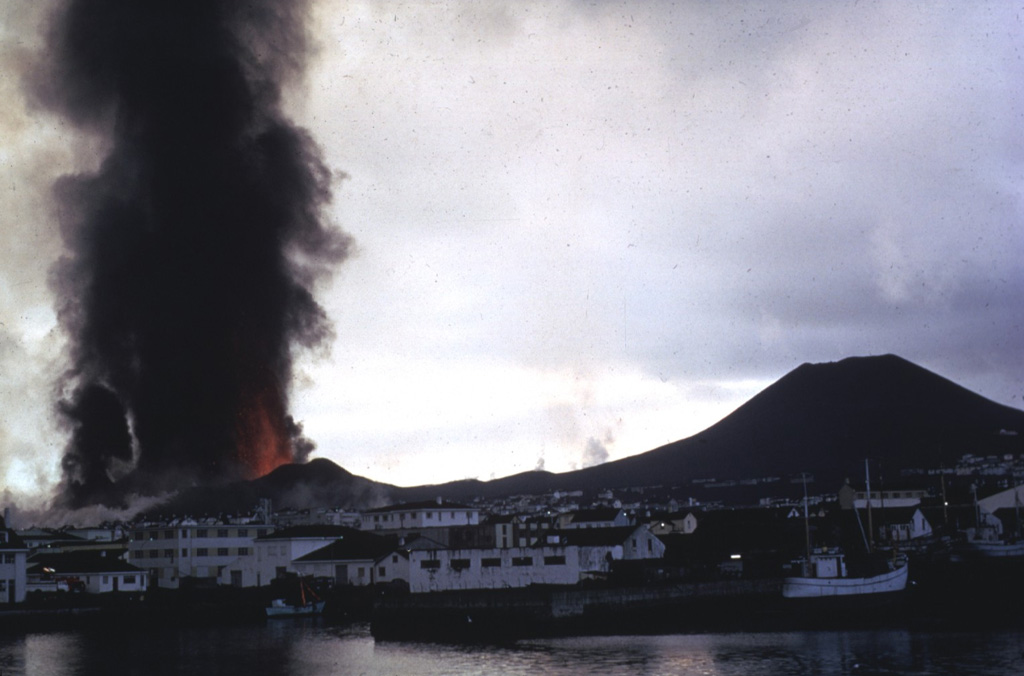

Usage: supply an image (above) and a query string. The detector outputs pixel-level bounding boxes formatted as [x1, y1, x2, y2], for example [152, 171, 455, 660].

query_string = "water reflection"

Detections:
[2, 624, 1023, 676]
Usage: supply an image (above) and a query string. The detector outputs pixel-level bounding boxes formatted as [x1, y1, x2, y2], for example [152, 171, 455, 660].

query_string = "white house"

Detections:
[556, 508, 631, 530]
[291, 529, 403, 585]
[26, 552, 148, 595]
[857, 506, 934, 542]
[647, 512, 699, 535]
[360, 498, 480, 531]
[217, 525, 353, 588]
[0, 525, 29, 604]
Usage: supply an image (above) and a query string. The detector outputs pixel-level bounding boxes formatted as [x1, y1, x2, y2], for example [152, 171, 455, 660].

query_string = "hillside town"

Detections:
[3, 449, 1023, 632]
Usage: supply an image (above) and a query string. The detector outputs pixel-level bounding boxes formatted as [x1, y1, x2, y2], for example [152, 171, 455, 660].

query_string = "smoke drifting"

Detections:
[30, 0, 350, 508]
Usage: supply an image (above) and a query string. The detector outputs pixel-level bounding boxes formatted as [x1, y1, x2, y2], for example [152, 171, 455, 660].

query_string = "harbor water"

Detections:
[2, 622, 1023, 675]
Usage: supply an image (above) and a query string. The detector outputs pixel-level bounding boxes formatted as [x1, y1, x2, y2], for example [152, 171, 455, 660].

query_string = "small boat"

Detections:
[959, 526, 1024, 558]
[956, 483, 1024, 559]
[782, 549, 909, 598]
[265, 597, 326, 617]
[265, 579, 325, 618]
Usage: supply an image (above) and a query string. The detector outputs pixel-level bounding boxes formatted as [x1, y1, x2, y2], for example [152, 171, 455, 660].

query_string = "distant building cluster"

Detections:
[1, 450, 1022, 605]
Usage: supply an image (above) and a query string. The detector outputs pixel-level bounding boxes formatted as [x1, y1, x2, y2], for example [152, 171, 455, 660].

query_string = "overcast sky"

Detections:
[2, 1, 1022, 507]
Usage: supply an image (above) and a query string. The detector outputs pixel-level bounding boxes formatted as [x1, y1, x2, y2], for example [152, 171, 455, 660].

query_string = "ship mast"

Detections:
[802, 471, 812, 560]
[865, 458, 874, 553]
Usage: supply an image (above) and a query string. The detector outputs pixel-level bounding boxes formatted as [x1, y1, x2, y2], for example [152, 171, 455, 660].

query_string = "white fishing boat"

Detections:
[783, 465, 908, 600]
[782, 550, 909, 598]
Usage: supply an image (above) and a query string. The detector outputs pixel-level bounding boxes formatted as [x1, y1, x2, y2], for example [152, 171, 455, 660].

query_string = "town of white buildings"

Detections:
[2, 451, 1022, 606]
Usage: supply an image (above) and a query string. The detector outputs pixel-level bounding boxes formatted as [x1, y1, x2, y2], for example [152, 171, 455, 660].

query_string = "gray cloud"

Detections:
[3, 0, 1022, 495]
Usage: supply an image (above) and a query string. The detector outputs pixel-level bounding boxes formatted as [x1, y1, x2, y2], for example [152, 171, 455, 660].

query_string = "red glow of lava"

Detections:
[235, 383, 293, 478]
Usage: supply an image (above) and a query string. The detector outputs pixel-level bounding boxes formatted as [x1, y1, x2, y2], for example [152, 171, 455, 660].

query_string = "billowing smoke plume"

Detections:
[30, 0, 350, 508]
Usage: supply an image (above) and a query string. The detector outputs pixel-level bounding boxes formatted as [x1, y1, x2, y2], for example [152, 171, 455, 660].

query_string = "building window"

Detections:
[257, 529, 268, 537]
[378, 566, 386, 577]
[133, 530, 145, 541]
[196, 548, 208, 557]
[544, 555, 566, 565]
[148, 550, 158, 559]
[217, 548, 229, 556]
[163, 549, 173, 558]
[196, 529, 208, 538]
[481, 558, 501, 568]
[238, 548, 249, 556]
[647, 539, 653, 553]
[124, 575, 135, 584]
[181, 529, 189, 538]
[149, 530, 160, 540]
[392, 555, 398, 563]
[102, 576, 109, 584]
[512, 557, 533, 567]
[357, 567, 365, 578]
[420, 560, 441, 570]
[238, 529, 248, 537]
[450, 558, 471, 571]
[181, 549, 188, 557]
[164, 530, 174, 539]
[426, 512, 433, 519]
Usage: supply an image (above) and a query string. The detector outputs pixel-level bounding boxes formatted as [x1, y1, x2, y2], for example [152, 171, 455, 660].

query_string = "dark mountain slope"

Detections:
[562, 354, 1023, 491]
[400, 355, 1024, 501]
[141, 355, 1024, 514]
[140, 458, 398, 518]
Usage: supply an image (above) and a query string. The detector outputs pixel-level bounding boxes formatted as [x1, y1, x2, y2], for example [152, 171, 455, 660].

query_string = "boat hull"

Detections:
[782, 563, 908, 599]
[961, 539, 1024, 558]
[265, 600, 325, 618]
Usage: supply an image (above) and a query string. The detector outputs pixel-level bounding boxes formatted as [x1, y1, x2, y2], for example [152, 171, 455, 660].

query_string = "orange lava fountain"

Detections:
[235, 382, 294, 478]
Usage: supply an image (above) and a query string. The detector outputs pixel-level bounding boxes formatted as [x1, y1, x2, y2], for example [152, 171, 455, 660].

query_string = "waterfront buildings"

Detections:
[0, 520, 29, 604]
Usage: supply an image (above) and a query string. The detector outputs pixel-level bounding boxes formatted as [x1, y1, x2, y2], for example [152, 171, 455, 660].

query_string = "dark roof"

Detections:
[294, 531, 398, 562]
[0, 529, 29, 550]
[257, 525, 352, 541]
[569, 508, 624, 524]
[16, 528, 87, 544]
[546, 526, 643, 547]
[361, 500, 473, 515]
[28, 552, 143, 574]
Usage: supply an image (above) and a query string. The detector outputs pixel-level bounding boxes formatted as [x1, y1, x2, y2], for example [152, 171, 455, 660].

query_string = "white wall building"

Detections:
[291, 529, 403, 585]
[217, 525, 352, 588]
[128, 521, 274, 589]
[0, 527, 29, 604]
[556, 508, 631, 530]
[27, 553, 148, 595]
[360, 499, 480, 531]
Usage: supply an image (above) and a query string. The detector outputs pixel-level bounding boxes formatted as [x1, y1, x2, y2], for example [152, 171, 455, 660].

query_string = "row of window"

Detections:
[419, 555, 566, 570]
[0, 554, 17, 564]
[133, 547, 250, 559]
[132, 528, 270, 541]
[370, 511, 467, 523]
